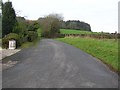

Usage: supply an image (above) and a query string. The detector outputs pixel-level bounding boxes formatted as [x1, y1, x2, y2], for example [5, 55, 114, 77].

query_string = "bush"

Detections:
[2, 33, 20, 48]
[27, 31, 38, 42]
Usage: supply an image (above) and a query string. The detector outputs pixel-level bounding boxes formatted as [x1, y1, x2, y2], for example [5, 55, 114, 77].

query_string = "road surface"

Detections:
[2, 39, 118, 88]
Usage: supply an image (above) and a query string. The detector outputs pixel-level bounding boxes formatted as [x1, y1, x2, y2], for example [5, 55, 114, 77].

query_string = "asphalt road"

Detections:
[2, 39, 118, 88]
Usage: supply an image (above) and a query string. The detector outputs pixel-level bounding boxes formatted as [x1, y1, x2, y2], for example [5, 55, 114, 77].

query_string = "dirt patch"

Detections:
[2, 60, 18, 70]
[0, 49, 21, 70]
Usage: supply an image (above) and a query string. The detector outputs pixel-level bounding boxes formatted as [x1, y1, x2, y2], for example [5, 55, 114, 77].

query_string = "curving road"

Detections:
[2, 39, 118, 88]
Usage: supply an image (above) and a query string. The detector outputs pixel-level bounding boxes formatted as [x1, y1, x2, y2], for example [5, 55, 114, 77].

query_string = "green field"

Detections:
[60, 29, 100, 34]
[56, 38, 118, 72]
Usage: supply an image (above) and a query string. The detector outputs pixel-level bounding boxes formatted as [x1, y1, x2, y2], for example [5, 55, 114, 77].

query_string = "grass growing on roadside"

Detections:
[20, 28, 42, 49]
[60, 29, 101, 34]
[37, 28, 42, 37]
[56, 38, 118, 71]
[20, 38, 40, 49]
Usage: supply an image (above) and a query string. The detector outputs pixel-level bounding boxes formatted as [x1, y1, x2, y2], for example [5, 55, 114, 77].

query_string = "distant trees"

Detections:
[2, 1, 17, 37]
[41, 14, 63, 38]
[61, 20, 91, 31]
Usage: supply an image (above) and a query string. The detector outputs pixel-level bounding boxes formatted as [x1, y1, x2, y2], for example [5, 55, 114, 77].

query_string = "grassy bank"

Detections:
[60, 29, 100, 34]
[56, 38, 118, 72]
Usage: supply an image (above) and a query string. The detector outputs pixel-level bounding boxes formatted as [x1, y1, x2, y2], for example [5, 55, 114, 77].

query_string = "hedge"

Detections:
[2, 33, 20, 48]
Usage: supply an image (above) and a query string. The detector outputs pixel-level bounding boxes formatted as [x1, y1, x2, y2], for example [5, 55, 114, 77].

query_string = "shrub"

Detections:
[27, 31, 38, 42]
[19, 35, 28, 44]
[2, 33, 20, 48]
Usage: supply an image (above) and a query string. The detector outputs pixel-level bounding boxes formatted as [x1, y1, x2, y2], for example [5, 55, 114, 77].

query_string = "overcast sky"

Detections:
[3, 0, 119, 33]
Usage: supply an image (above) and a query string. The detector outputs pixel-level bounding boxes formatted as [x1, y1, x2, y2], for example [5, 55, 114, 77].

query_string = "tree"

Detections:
[41, 14, 63, 38]
[2, 1, 17, 37]
[27, 21, 39, 31]
[12, 17, 28, 38]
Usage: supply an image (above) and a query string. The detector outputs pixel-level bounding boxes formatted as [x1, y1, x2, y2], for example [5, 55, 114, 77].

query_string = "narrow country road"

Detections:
[2, 39, 118, 88]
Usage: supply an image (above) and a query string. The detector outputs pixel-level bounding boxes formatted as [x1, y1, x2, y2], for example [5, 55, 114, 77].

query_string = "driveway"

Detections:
[2, 39, 118, 88]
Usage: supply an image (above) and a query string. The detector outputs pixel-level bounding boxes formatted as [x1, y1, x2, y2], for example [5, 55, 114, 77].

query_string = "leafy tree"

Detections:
[2, 1, 17, 37]
[13, 17, 28, 37]
[27, 31, 38, 42]
[27, 21, 39, 31]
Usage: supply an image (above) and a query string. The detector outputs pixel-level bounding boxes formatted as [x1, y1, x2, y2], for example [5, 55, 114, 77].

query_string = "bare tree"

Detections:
[41, 14, 63, 38]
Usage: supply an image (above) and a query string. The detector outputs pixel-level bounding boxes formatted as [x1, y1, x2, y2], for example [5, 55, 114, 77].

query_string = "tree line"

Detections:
[60, 20, 91, 31]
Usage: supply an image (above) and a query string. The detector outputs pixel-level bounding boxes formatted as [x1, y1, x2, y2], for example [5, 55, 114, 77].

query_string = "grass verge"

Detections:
[20, 38, 40, 49]
[56, 37, 118, 72]
[37, 28, 42, 37]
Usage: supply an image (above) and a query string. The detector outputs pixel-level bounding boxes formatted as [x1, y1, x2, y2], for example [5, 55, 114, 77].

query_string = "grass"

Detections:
[20, 41, 35, 49]
[60, 29, 101, 34]
[37, 28, 42, 37]
[20, 38, 40, 49]
[56, 37, 118, 72]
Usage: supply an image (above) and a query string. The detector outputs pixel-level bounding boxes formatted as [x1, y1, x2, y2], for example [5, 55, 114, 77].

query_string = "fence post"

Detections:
[115, 31, 117, 41]
[101, 31, 103, 39]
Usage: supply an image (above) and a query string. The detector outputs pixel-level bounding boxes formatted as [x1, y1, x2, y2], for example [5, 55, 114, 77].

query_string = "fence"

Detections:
[60, 33, 120, 40]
